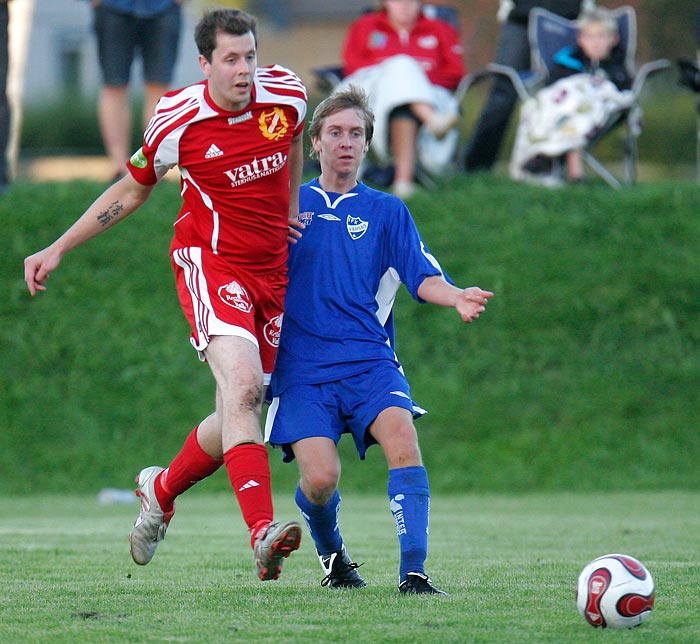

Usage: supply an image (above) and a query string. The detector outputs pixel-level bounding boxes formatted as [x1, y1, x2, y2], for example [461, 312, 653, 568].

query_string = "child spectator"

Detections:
[463, 0, 592, 173]
[510, 7, 633, 186]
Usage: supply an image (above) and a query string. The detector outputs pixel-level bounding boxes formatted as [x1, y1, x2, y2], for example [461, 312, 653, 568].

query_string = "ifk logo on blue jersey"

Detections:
[346, 215, 368, 240]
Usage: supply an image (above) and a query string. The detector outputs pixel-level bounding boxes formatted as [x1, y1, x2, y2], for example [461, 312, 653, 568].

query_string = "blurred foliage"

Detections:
[20, 96, 146, 156]
[3, 177, 700, 494]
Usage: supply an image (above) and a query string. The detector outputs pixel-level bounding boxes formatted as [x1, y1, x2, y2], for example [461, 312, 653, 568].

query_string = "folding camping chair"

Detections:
[311, 4, 469, 187]
[479, 6, 670, 188]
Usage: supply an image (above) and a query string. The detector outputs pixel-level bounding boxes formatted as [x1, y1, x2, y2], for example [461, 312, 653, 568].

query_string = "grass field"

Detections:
[2, 174, 700, 642]
[1, 491, 698, 644]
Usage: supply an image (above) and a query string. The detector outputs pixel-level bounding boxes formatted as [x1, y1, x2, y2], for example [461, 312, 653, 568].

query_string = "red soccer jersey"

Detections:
[342, 10, 465, 90]
[128, 65, 307, 272]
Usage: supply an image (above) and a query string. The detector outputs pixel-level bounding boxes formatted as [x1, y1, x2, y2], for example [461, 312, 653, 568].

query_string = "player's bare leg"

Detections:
[204, 335, 301, 580]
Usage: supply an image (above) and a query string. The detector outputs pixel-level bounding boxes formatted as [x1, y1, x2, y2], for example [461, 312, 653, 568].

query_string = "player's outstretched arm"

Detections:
[24, 175, 154, 296]
[417, 275, 494, 323]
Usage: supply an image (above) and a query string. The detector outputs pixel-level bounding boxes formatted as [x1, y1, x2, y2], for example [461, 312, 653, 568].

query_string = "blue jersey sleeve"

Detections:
[386, 202, 453, 302]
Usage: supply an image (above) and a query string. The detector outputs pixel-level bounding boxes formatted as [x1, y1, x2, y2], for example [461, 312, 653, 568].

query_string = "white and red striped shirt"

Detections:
[128, 65, 307, 272]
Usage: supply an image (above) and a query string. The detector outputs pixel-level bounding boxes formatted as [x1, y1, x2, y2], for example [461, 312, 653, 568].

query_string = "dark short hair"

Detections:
[195, 8, 257, 61]
[308, 85, 375, 159]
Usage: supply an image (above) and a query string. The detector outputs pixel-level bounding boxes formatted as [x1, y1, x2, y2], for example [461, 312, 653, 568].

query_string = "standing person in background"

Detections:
[266, 85, 493, 593]
[340, 0, 465, 199]
[463, 0, 594, 173]
[0, 0, 11, 194]
[90, 0, 184, 181]
[24, 8, 307, 582]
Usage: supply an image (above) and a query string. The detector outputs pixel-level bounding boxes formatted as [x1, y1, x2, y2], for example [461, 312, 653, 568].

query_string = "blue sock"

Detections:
[295, 485, 343, 555]
[388, 466, 430, 582]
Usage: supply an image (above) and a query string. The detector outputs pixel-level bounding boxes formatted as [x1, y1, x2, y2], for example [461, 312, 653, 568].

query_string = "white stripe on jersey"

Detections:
[375, 267, 402, 327]
[255, 65, 307, 123]
[145, 90, 213, 147]
[420, 240, 445, 275]
[178, 167, 221, 254]
[257, 65, 307, 93]
[144, 87, 217, 179]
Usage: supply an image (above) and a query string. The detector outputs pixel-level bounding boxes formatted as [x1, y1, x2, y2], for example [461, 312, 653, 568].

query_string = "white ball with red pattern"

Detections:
[576, 554, 655, 629]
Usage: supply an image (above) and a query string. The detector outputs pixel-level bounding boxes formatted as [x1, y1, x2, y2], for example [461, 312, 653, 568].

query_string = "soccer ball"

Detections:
[576, 554, 655, 629]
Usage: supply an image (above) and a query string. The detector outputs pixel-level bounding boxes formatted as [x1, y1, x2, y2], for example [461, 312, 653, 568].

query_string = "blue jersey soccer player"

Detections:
[265, 85, 493, 594]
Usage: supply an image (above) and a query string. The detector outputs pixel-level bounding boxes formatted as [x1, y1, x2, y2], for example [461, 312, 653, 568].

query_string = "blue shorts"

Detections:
[265, 361, 426, 463]
[93, 4, 182, 86]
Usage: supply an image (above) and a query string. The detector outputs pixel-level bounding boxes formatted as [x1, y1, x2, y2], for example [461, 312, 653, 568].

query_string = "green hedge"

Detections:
[2, 176, 699, 494]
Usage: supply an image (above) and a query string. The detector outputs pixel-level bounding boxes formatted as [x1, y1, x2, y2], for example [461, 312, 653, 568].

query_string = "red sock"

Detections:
[156, 426, 222, 512]
[223, 443, 274, 541]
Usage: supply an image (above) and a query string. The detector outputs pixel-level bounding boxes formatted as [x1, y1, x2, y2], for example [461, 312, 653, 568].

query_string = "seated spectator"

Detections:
[463, 0, 593, 174]
[510, 7, 633, 186]
[339, 0, 465, 198]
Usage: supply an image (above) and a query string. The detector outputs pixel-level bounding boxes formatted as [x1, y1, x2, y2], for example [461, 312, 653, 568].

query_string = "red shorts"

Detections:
[171, 247, 287, 380]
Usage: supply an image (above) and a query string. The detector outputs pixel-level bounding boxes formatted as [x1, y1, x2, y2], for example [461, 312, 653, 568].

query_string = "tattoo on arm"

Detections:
[97, 201, 124, 227]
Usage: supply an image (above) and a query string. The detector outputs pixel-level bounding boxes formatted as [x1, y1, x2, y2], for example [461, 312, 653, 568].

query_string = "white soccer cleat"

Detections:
[129, 466, 174, 565]
[253, 520, 302, 581]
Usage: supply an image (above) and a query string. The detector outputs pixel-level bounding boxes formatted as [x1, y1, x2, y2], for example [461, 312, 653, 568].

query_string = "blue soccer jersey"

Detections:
[271, 179, 451, 394]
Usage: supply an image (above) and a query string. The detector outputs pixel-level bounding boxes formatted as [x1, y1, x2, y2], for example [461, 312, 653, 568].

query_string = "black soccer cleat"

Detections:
[398, 572, 447, 595]
[319, 546, 367, 588]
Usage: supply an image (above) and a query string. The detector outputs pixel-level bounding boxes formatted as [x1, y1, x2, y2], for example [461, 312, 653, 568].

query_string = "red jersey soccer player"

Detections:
[24, 8, 307, 581]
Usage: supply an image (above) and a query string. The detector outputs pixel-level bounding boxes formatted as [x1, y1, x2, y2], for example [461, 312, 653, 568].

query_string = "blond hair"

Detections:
[577, 7, 619, 37]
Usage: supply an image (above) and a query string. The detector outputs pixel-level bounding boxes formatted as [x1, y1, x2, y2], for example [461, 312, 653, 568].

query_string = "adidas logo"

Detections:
[205, 143, 224, 159]
[238, 479, 260, 492]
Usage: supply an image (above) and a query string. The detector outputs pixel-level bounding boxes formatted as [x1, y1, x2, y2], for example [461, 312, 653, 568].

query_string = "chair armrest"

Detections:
[312, 65, 344, 93]
[485, 63, 537, 101]
[632, 59, 671, 97]
[454, 69, 497, 103]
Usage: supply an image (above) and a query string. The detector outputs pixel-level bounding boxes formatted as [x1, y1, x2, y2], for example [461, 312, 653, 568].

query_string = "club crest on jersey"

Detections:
[259, 107, 289, 141]
[264, 314, 283, 347]
[297, 211, 313, 226]
[346, 215, 368, 240]
[218, 280, 252, 313]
